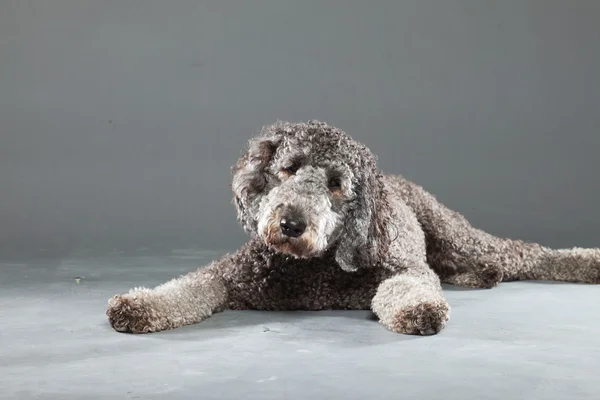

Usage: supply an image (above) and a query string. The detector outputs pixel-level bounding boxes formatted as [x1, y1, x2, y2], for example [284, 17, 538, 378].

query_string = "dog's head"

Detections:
[231, 120, 392, 271]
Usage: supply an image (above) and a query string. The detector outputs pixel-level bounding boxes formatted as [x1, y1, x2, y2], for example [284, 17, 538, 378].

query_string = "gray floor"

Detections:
[2, 249, 599, 400]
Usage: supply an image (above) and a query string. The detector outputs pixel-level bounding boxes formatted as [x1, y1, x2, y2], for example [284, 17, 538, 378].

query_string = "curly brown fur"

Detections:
[107, 120, 600, 335]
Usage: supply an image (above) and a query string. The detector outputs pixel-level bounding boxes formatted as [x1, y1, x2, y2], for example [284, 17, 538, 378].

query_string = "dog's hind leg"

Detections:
[392, 176, 600, 287]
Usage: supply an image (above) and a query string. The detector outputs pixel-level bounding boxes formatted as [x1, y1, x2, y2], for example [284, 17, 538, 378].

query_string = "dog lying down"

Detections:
[107, 120, 600, 335]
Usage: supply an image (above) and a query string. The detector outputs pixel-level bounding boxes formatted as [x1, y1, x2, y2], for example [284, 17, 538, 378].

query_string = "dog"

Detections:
[107, 120, 600, 335]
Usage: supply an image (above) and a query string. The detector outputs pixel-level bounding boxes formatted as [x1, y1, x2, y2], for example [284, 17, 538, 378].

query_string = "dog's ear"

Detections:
[335, 166, 392, 272]
[231, 136, 279, 234]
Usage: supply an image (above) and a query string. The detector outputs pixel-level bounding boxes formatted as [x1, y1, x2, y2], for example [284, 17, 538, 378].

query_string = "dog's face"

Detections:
[231, 121, 391, 271]
[255, 150, 352, 259]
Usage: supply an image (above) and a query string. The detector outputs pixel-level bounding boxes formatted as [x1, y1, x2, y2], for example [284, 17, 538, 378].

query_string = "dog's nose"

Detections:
[280, 216, 306, 238]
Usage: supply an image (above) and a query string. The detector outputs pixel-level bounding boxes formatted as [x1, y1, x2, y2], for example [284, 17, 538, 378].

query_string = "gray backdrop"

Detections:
[2, 0, 599, 258]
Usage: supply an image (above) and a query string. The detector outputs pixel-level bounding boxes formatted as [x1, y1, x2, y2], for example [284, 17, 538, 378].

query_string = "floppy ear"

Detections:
[231, 136, 279, 234]
[335, 167, 392, 272]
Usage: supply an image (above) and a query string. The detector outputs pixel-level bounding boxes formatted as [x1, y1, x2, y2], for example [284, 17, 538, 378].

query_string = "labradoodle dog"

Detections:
[107, 120, 600, 335]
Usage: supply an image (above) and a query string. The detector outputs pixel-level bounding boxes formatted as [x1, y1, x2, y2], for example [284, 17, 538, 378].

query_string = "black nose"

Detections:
[280, 216, 307, 238]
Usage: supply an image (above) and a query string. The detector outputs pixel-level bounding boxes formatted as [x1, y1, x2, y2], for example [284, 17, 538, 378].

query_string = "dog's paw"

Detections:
[560, 248, 600, 284]
[390, 301, 450, 336]
[477, 264, 504, 288]
[106, 294, 161, 333]
[443, 264, 503, 289]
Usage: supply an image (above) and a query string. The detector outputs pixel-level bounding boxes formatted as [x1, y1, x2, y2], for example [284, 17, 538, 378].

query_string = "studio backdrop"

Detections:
[2, 0, 599, 258]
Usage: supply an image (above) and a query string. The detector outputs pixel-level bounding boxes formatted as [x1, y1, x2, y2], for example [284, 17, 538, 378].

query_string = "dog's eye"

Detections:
[328, 176, 342, 191]
[282, 164, 299, 175]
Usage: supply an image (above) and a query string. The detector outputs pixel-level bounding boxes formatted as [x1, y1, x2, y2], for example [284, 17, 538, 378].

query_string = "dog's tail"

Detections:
[394, 176, 600, 287]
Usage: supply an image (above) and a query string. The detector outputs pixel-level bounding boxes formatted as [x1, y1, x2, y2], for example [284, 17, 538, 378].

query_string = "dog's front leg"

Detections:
[106, 262, 228, 334]
[105, 239, 270, 334]
[371, 261, 450, 335]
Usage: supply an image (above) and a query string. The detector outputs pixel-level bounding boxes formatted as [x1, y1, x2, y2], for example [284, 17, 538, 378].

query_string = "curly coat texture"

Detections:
[107, 120, 600, 336]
